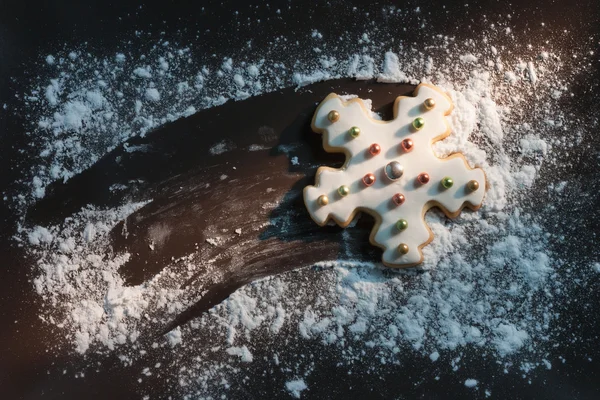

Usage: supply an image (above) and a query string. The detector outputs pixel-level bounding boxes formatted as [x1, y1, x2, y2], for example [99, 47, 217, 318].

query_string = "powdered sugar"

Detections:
[144, 88, 161, 102]
[226, 346, 253, 362]
[8, 7, 598, 399]
[286, 379, 308, 398]
[465, 379, 478, 388]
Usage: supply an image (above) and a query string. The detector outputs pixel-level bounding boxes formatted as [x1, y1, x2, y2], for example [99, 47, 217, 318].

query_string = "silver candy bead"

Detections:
[384, 161, 404, 181]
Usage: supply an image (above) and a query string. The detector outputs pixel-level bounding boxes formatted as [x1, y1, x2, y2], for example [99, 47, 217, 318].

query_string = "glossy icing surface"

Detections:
[304, 84, 486, 266]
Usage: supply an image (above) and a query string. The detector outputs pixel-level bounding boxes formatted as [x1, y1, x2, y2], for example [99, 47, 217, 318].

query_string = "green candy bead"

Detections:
[396, 219, 408, 231]
[349, 126, 360, 138]
[441, 177, 454, 189]
[412, 117, 425, 130]
[338, 185, 350, 196]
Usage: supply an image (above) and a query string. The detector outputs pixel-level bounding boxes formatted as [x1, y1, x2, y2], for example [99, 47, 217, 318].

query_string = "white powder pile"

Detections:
[286, 379, 308, 398]
[465, 379, 478, 388]
[8, 7, 599, 399]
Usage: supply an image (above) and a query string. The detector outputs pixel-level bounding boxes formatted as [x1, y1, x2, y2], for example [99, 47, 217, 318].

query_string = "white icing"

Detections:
[303, 84, 486, 266]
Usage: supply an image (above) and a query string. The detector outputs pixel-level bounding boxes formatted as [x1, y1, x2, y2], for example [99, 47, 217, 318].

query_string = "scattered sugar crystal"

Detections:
[460, 54, 478, 63]
[145, 88, 160, 102]
[166, 327, 183, 347]
[465, 379, 478, 388]
[285, 379, 308, 398]
[226, 346, 253, 362]
[133, 67, 152, 78]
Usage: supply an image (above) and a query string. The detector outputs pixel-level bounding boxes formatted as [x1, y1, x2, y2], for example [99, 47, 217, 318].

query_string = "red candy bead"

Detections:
[417, 173, 430, 185]
[363, 173, 376, 186]
[369, 143, 381, 156]
[401, 138, 414, 152]
[392, 193, 405, 206]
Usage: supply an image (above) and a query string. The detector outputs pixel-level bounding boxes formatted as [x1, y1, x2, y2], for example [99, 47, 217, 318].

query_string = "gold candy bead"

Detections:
[398, 243, 409, 255]
[423, 98, 436, 110]
[328, 110, 340, 122]
[467, 180, 480, 192]
[317, 195, 329, 206]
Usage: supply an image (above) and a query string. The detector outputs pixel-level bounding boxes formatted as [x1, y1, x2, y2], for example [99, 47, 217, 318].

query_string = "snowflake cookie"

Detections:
[303, 84, 486, 267]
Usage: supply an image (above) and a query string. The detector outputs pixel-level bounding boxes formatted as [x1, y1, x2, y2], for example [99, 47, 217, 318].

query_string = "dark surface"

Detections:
[27, 78, 412, 336]
[1, 0, 599, 399]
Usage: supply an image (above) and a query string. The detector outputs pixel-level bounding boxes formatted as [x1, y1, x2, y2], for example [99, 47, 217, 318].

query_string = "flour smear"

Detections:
[7, 5, 599, 399]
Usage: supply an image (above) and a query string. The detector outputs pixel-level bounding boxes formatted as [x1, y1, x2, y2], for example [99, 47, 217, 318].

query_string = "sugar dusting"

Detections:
[7, 7, 599, 398]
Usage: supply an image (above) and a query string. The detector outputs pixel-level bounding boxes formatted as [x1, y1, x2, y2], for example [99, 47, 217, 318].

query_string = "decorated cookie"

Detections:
[303, 84, 486, 267]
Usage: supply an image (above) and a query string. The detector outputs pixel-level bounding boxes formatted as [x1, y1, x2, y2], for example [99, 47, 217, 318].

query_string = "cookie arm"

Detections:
[304, 168, 359, 227]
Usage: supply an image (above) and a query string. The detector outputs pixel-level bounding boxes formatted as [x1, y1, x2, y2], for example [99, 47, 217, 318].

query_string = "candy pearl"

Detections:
[401, 138, 414, 152]
[412, 117, 425, 130]
[384, 161, 404, 181]
[349, 126, 360, 138]
[392, 193, 405, 206]
[328, 110, 340, 122]
[417, 173, 430, 185]
[369, 143, 381, 156]
[398, 243, 409, 255]
[338, 185, 350, 196]
[441, 177, 454, 189]
[363, 173, 376, 186]
[467, 180, 480, 192]
[396, 219, 408, 231]
[423, 98, 436, 110]
[317, 195, 329, 206]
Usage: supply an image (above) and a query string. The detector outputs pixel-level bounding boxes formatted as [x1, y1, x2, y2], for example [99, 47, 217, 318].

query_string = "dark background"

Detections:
[1, 0, 599, 398]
